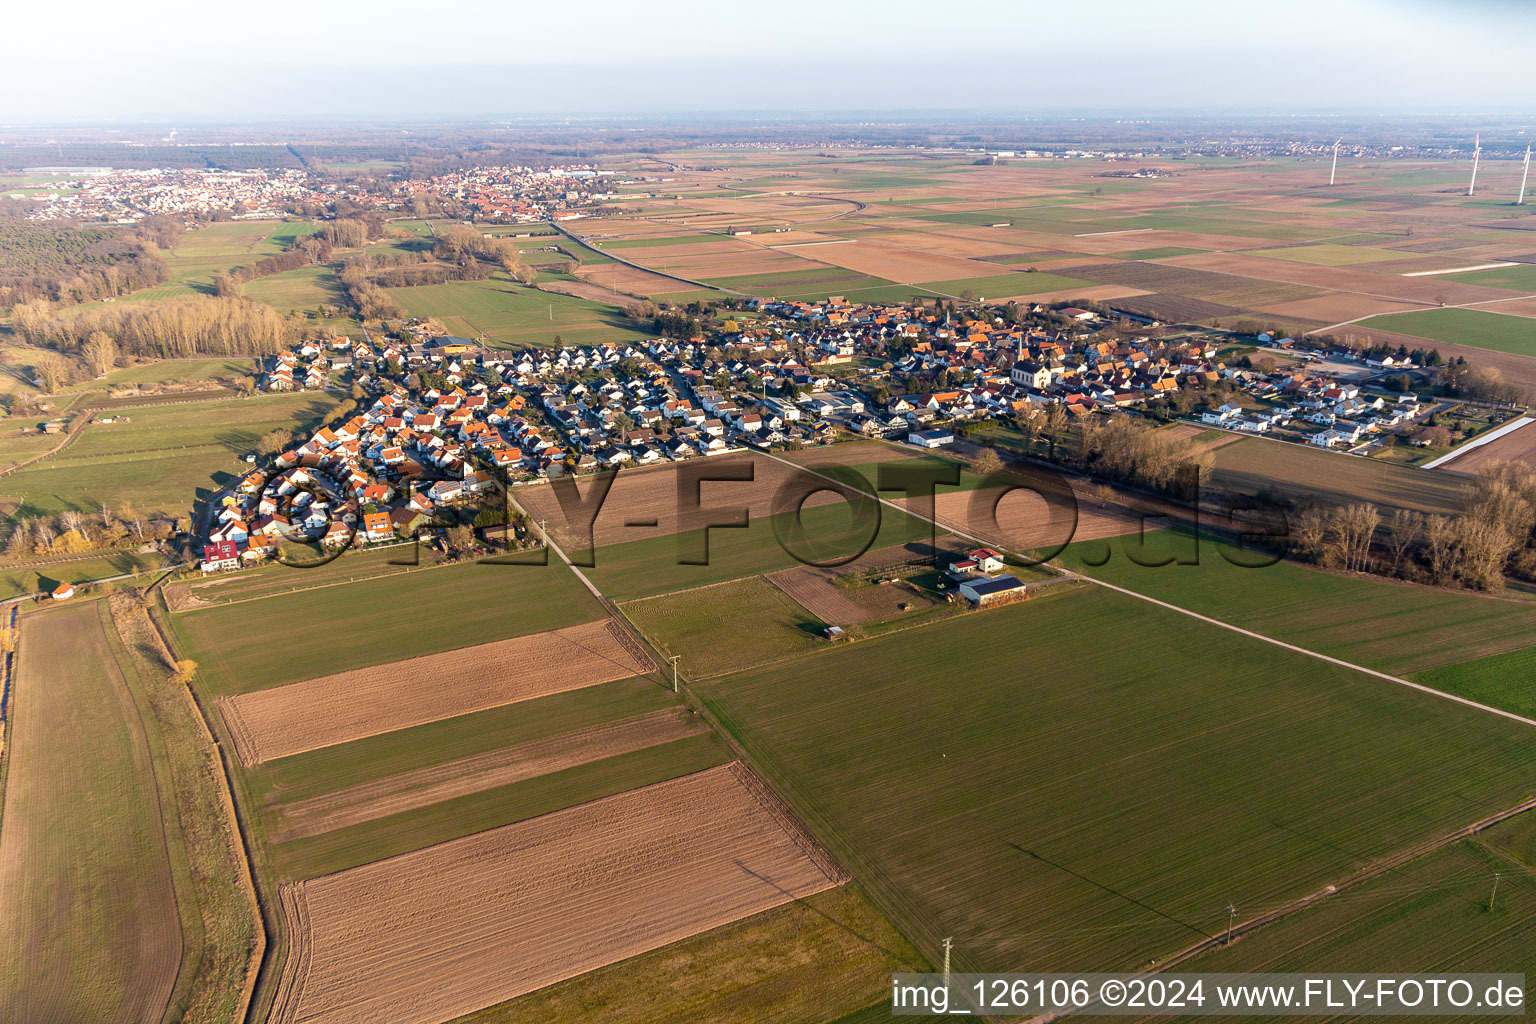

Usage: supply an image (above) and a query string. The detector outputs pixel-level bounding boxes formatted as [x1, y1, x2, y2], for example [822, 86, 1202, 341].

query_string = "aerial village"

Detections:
[18, 164, 627, 223]
[202, 290, 1443, 576]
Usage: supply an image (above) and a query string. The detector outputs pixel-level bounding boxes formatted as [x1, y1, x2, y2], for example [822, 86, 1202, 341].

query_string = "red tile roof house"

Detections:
[201, 540, 241, 573]
[50, 581, 75, 600]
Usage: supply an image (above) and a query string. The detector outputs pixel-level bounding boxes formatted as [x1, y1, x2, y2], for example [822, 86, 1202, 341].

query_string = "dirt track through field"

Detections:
[219, 619, 655, 764]
[0, 604, 183, 1024]
[267, 708, 707, 841]
[267, 762, 845, 1024]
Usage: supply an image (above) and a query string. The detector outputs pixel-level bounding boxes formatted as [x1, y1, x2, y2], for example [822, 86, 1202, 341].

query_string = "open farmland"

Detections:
[385, 275, 650, 348]
[0, 392, 331, 517]
[518, 452, 901, 550]
[1430, 417, 1536, 474]
[172, 557, 604, 694]
[1054, 527, 1536, 678]
[1365, 307, 1536, 358]
[623, 576, 828, 676]
[0, 604, 183, 1024]
[464, 885, 925, 1024]
[268, 763, 845, 1024]
[220, 618, 655, 763]
[584, 498, 941, 603]
[1210, 434, 1465, 515]
[1179, 826, 1536, 988]
[1411, 647, 1536, 722]
[697, 586, 1536, 977]
[265, 707, 706, 842]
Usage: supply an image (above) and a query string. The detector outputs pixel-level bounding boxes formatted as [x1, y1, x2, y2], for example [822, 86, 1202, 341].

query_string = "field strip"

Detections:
[759, 447, 1536, 731]
[1077, 574, 1536, 728]
[219, 619, 656, 764]
[266, 708, 707, 842]
[1031, 792, 1536, 1023]
[1422, 416, 1534, 469]
[1074, 228, 1155, 238]
[268, 762, 845, 1024]
[1401, 262, 1518, 277]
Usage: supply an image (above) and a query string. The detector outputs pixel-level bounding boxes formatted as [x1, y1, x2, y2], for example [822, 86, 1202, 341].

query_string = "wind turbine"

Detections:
[1517, 143, 1531, 206]
[1467, 134, 1482, 197]
[1329, 138, 1342, 186]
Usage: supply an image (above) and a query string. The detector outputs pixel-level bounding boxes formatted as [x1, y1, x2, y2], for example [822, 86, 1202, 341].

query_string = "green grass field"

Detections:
[1053, 526, 1536, 678]
[583, 499, 943, 603]
[64, 392, 330, 460]
[268, 731, 727, 879]
[0, 603, 184, 1023]
[0, 393, 331, 516]
[387, 275, 648, 348]
[63, 357, 256, 395]
[1242, 243, 1418, 266]
[1367, 308, 1536, 358]
[1110, 246, 1207, 261]
[464, 886, 926, 1024]
[241, 265, 342, 313]
[1411, 646, 1536, 720]
[172, 557, 605, 694]
[1186, 826, 1536, 980]
[623, 576, 827, 676]
[0, 551, 159, 601]
[696, 585, 1536, 976]
[1445, 263, 1536, 292]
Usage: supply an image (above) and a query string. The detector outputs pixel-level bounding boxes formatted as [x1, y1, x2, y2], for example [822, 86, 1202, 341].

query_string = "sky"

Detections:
[4, 0, 1533, 123]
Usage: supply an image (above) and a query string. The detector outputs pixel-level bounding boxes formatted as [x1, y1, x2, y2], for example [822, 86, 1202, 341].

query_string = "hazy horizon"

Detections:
[6, 0, 1534, 124]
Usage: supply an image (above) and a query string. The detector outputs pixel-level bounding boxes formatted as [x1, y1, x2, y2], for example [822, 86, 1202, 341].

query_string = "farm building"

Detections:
[907, 429, 955, 449]
[49, 582, 75, 600]
[959, 575, 1026, 607]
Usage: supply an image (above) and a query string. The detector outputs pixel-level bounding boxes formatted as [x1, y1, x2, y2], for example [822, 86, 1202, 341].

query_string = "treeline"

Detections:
[431, 224, 534, 283]
[13, 294, 301, 358]
[0, 219, 179, 309]
[338, 264, 403, 320]
[213, 235, 334, 297]
[1292, 462, 1536, 592]
[2, 505, 177, 560]
[315, 215, 387, 248]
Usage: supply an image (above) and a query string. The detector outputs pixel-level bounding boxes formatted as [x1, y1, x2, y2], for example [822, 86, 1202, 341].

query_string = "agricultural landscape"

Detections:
[6, 16, 1536, 1021]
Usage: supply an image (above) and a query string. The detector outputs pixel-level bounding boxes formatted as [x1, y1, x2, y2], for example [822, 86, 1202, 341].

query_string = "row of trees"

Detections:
[13, 294, 302, 359]
[1291, 462, 1536, 592]
[3, 503, 171, 559]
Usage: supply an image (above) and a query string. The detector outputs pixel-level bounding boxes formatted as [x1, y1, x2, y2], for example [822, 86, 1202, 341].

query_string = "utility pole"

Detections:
[1225, 904, 1237, 944]
[668, 654, 680, 693]
[1489, 872, 1501, 912]
[941, 937, 953, 994]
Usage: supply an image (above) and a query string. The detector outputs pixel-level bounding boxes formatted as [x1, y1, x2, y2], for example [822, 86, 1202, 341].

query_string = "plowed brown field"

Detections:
[517, 455, 870, 549]
[780, 239, 1008, 283]
[268, 762, 844, 1024]
[267, 708, 707, 841]
[898, 480, 1142, 552]
[220, 619, 655, 764]
[1431, 419, 1536, 475]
